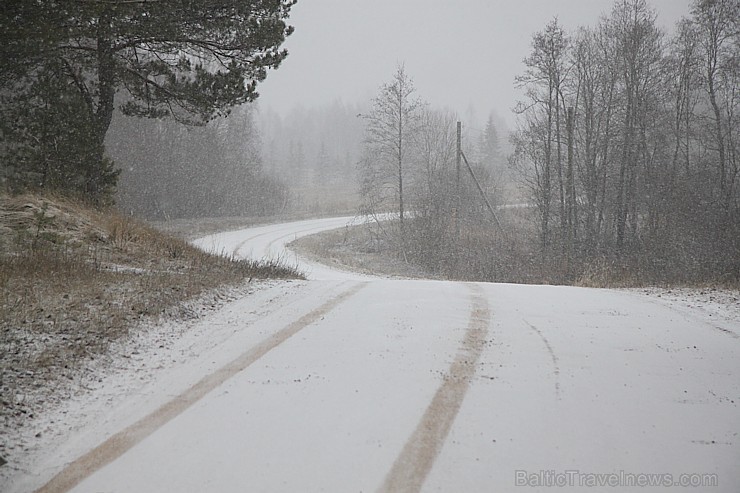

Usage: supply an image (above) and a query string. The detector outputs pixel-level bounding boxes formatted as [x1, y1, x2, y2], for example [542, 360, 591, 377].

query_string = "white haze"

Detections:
[257, 0, 692, 130]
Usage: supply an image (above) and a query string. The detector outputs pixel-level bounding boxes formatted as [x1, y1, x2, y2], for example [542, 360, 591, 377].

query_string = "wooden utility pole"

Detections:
[456, 121, 462, 239]
[456, 121, 462, 197]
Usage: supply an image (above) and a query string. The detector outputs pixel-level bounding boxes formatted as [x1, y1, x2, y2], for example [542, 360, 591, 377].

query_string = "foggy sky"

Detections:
[256, 0, 692, 130]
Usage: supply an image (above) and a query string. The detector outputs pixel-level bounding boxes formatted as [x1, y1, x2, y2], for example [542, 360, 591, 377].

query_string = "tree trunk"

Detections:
[88, 8, 116, 202]
[542, 83, 554, 252]
[398, 102, 405, 227]
[566, 107, 576, 258]
[616, 71, 637, 254]
[707, 67, 727, 199]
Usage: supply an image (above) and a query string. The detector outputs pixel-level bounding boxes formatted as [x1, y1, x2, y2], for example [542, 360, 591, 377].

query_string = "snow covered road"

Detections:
[192, 215, 373, 281]
[17, 217, 740, 492]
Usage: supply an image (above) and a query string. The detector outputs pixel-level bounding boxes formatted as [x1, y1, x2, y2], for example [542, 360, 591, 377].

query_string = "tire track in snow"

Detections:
[377, 283, 490, 493]
[524, 320, 561, 400]
[229, 223, 302, 258]
[262, 224, 344, 260]
[34, 282, 368, 493]
[265, 225, 339, 252]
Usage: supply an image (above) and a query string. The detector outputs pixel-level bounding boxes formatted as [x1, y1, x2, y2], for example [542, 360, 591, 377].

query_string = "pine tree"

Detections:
[1, 0, 296, 202]
[479, 114, 502, 170]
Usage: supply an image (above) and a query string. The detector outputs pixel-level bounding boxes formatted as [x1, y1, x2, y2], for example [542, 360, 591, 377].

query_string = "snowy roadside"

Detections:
[290, 224, 740, 325]
[0, 197, 303, 483]
[0, 278, 306, 489]
[624, 287, 740, 328]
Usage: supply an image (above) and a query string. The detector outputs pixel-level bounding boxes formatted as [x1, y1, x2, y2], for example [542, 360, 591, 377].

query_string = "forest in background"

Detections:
[109, 100, 367, 220]
[358, 0, 739, 287]
[110, 104, 287, 219]
[259, 102, 365, 214]
[509, 0, 739, 285]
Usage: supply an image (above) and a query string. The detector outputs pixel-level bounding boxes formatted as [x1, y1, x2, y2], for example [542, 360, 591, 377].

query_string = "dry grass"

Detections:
[294, 213, 739, 290]
[0, 194, 302, 463]
[290, 223, 440, 280]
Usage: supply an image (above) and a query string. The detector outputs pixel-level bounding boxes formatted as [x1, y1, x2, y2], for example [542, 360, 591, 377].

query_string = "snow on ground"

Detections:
[192, 215, 377, 281]
[628, 287, 740, 327]
[428, 282, 739, 492]
[0, 279, 302, 488]
[3, 216, 739, 492]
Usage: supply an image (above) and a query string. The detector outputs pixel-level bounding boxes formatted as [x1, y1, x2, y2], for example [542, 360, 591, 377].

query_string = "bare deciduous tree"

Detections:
[360, 65, 425, 228]
[513, 18, 570, 253]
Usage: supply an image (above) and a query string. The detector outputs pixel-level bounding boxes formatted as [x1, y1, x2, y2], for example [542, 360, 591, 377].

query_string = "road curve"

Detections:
[192, 215, 373, 281]
[22, 217, 740, 493]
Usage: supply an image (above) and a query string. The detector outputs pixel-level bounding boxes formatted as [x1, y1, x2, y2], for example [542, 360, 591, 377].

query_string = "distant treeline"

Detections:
[259, 102, 366, 215]
[110, 104, 289, 220]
